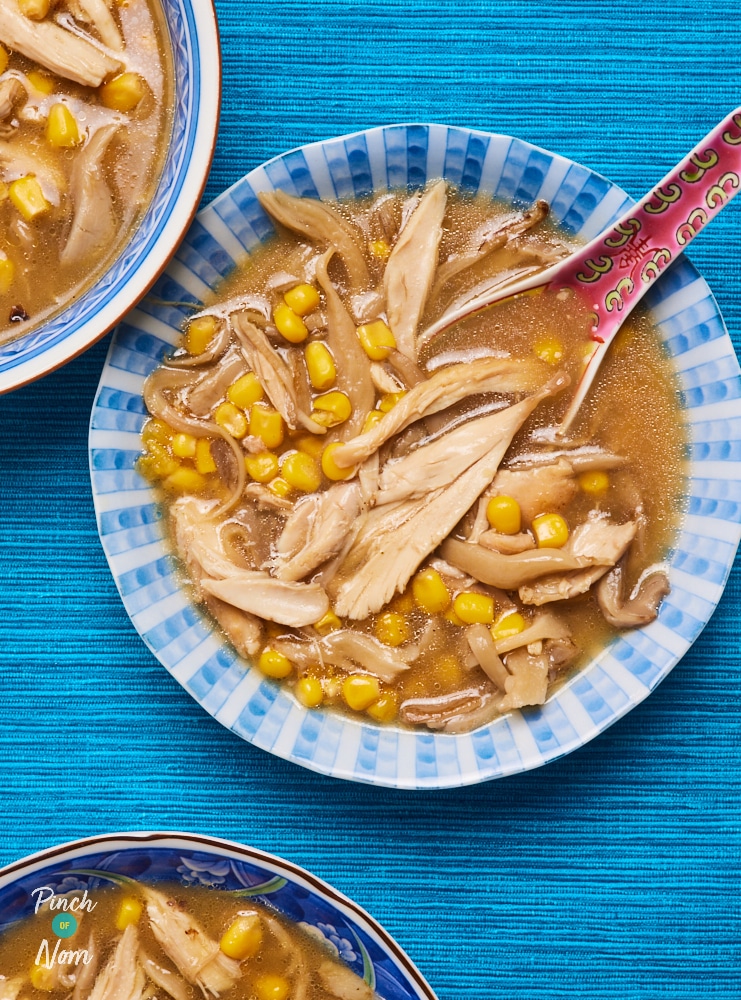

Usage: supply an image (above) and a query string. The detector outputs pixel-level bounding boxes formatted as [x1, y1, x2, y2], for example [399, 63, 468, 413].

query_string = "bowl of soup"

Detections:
[0, 0, 220, 393]
[0, 831, 436, 997]
[89, 123, 741, 788]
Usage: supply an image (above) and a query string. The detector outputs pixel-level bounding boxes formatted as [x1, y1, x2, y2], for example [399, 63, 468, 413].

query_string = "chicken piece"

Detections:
[0, 0, 121, 86]
[490, 458, 578, 521]
[88, 925, 146, 1000]
[330, 355, 547, 469]
[138, 951, 190, 1000]
[499, 647, 549, 711]
[273, 630, 414, 683]
[272, 481, 363, 582]
[201, 574, 328, 628]
[331, 380, 563, 619]
[0, 135, 65, 204]
[0, 77, 24, 131]
[596, 561, 670, 628]
[72, 933, 99, 1000]
[506, 444, 627, 473]
[383, 179, 446, 360]
[143, 887, 241, 997]
[478, 530, 536, 554]
[258, 189, 370, 296]
[231, 313, 323, 433]
[187, 351, 246, 416]
[315, 249, 375, 438]
[519, 515, 637, 606]
[316, 960, 373, 1000]
[0, 979, 25, 1000]
[67, 0, 123, 51]
[205, 595, 262, 657]
[61, 124, 119, 265]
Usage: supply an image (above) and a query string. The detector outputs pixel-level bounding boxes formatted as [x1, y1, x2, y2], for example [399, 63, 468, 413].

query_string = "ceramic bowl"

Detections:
[89, 123, 741, 788]
[0, 831, 436, 999]
[0, 0, 220, 393]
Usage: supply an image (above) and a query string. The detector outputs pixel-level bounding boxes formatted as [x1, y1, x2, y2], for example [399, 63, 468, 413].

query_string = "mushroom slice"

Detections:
[187, 350, 246, 416]
[489, 458, 579, 521]
[478, 531, 536, 554]
[492, 612, 571, 655]
[465, 624, 509, 689]
[316, 959, 373, 1000]
[0, 0, 121, 87]
[383, 179, 446, 360]
[88, 925, 146, 1000]
[400, 687, 488, 727]
[440, 537, 596, 590]
[499, 647, 549, 711]
[273, 630, 414, 683]
[61, 124, 119, 265]
[143, 887, 241, 997]
[596, 561, 670, 628]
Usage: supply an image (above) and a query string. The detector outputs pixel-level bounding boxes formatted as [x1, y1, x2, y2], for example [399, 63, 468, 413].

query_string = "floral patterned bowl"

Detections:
[0, 0, 220, 393]
[89, 124, 741, 788]
[0, 831, 436, 999]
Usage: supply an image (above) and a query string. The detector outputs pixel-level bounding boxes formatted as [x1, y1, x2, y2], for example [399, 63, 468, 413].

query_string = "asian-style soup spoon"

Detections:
[423, 106, 741, 434]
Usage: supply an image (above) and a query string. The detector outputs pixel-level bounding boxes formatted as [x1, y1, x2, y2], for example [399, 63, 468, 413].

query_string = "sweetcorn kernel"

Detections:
[304, 341, 336, 390]
[369, 239, 391, 258]
[578, 469, 609, 495]
[0, 46, 8, 76]
[30, 965, 56, 990]
[312, 390, 352, 427]
[357, 319, 396, 361]
[375, 611, 410, 647]
[284, 282, 320, 316]
[491, 611, 526, 642]
[245, 451, 279, 483]
[214, 401, 248, 439]
[100, 72, 146, 112]
[534, 337, 564, 364]
[162, 467, 207, 493]
[250, 403, 284, 449]
[321, 442, 356, 481]
[0, 254, 14, 295]
[486, 495, 522, 535]
[295, 676, 324, 709]
[362, 410, 385, 434]
[171, 432, 197, 459]
[282, 451, 321, 492]
[342, 674, 381, 711]
[273, 302, 308, 343]
[227, 372, 264, 409]
[9, 176, 49, 221]
[194, 438, 217, 474]
[220, 913, 263, 960]
[142, 419, 174, 445]
[314, 609, 342, 636]
[453, 592, 495, 625]
[18, 0, 49, 18]
[295, 433, 325, 459]
[115, 897, 143, 931]
[254, 975, 290, 1000]
[258, 648, 293, 679]
[532, 512, 569, 548]
[26, 71, 54, 94]
[185, 315, 217, 355]
[378, 391, 406, 412]
[267, 477, 292, 498]
[412, 567, 451, 614]
[367, 692, 398, 722]
[46, 103, 80, 147]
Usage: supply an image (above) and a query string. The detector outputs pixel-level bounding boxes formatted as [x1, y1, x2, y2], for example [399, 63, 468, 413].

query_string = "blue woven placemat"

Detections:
[1, 3, 740, 997]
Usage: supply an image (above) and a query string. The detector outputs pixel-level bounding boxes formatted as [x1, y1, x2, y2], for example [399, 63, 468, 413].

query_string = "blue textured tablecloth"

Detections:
[1, 3, 740, 997]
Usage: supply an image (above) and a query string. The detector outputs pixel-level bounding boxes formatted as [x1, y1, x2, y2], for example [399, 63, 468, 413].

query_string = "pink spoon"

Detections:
[423, 107, 741, 433]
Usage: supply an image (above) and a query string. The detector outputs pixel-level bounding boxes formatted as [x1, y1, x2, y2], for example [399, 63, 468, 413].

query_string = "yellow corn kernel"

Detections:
[295, 676, 324, 709]
[26, 70, 54, 94]
[321, 442, 356, 481]
[142, 418, 174, 444]
[284, 282, 320, 316]
[282, 451, 321, 492]
[362, 409, 385, 434]
[369, 239, 391, 258]
[185, 315, 217, 355]
[314, 609, 342, 636]
[434, 654, 465, 688]
[267, 477, 292, 498]
[0, 254, 13, 295]
[534, 337, 564, 364]
[273, 302, 308, 343]
[0, 46, 8, 76]
[342, 674, 381, 712]
[162, 467, 207, 493]
[171, 432, 197, 459]
[444, 607, 464, 627]
[250, 403, 284, 449]
[100, 72, 146, 112]
[532, 512, 569, 548]
[491, 611, 526, 642]
[30, 964, 56, 990]
[311, 390, 352, 427]
[375, 611, 410, 646]
[115, 896, 143, 931]
[486, 495, 522, 535]
[357, 319, 396, 361]
[412, 567, 451, 614]
[304, 341, 336, 390]
[195, 438, 217, 474]
[227, 372, 264, 409]
[254, 974, 290, 1000]
[453, 591, 495, 625]
[9, 176, 49, 221]
[18, 0, 49, 17]
[378, 391, 406, 412]
[219, 913, 263, 960]
[367, 692, 398, 722]
[46, 103, 80, 147]
[214, 401, 248, 439]
[140, 441, 179, 478]
[258, 648, 293, 679]
[295, 433, 325, 459]
[391, 588, 415, 614]
[245, 451, 279, 483]
[578, 469, 609, 495]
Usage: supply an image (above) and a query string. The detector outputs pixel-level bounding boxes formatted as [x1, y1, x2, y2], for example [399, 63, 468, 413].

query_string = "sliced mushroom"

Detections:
[596, 561, 670, 628]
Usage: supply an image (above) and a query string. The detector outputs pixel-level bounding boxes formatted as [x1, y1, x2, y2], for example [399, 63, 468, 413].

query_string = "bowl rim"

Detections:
[0, 0, 222, 395]
[0, 830, 438, 1000]
[90, 121, 741, 789]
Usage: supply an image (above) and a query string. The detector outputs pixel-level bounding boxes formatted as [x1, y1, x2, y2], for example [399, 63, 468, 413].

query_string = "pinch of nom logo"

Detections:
[32, 885, 96, 969]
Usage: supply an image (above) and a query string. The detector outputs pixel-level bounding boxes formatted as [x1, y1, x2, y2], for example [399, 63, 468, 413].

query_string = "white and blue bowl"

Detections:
[89, 124, 741, 789]
[0, 831, 436, 999]
[0, 0, 221, 393]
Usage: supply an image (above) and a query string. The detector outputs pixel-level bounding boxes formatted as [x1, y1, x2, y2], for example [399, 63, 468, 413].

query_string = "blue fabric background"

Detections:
[1, 2, 740, 996]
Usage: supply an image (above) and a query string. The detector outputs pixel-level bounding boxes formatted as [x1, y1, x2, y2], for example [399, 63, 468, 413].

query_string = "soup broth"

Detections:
[139, 184, 686, 732]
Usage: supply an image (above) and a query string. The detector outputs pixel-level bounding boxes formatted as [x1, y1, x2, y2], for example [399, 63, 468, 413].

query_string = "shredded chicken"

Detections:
[499, 647, 549, 711]
[68, 0, 124, 51]
[138, 951, 191, 1000]
[0, 979, 25, 1000]
[316, 960, 373, 1000]
[88, 925, 146, 1000]
[273, 630, 415, 683]
[61, 124, 119, 264]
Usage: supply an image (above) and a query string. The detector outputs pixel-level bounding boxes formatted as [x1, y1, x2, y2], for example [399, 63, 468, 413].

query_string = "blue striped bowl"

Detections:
[0, 0, 220, 393]
[89, 124, 741, 789]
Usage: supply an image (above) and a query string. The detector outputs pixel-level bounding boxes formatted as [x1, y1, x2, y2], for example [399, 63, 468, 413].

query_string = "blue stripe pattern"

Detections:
[90, 124, 741, 789]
